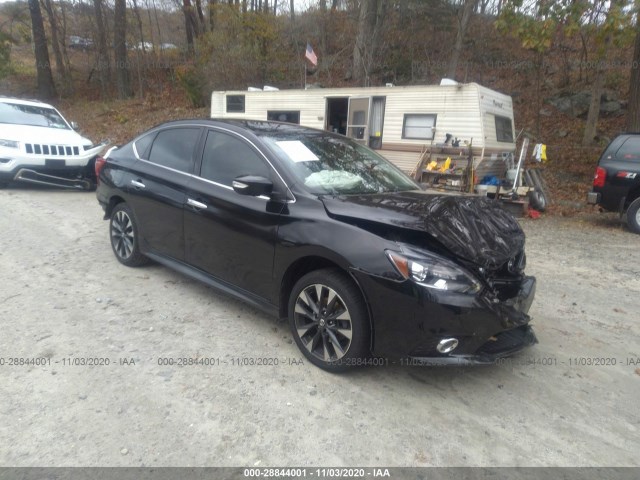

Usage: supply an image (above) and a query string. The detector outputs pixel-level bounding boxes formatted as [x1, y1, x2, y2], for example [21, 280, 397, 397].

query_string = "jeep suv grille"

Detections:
[25, 143, 80, 156]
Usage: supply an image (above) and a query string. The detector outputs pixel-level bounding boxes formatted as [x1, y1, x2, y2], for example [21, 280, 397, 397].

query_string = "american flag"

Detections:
[305, 43, 318, 67]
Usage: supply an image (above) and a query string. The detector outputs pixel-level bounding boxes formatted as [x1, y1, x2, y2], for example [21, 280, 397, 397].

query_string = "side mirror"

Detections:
[70, 121, 79, 130]
[232, 175, 273, 197]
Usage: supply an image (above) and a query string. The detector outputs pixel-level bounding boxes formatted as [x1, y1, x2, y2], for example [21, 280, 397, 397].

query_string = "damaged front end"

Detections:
[361, 243, 537, 365]
[324, 191, 538, 364]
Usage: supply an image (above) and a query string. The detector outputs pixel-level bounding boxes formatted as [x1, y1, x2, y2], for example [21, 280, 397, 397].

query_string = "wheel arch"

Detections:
[625, 185, 640, 209]
[278, 255, 375, 351]
[105, 195, 126, 218]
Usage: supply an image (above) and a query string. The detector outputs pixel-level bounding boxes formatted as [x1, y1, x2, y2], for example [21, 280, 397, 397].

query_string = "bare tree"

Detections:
[58, 1, 73, 83]
[446, 0, 476, 80]
[195, 0, 205, 28]
[352, 0, 385, 85]
[182, 0, 200, 54]
[41, 0, 71, 93]
[627, 7, 640, 132]
[113, 0, 131, 99]
[28, 0, 56, 98]
[93, 0, 111, 96]
[209, 0, 218, 30]
[582, 0, 623, 145]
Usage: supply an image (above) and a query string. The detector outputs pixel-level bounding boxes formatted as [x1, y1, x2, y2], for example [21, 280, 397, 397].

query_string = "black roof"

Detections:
[156, 118, 327, 136]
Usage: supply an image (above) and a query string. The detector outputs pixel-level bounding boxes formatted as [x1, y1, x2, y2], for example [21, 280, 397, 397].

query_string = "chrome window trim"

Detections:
[133, 122, 297, 204]
[188, 175, 281, 203]
[138, 157, 193, 177]
[191, 175, 233, 191]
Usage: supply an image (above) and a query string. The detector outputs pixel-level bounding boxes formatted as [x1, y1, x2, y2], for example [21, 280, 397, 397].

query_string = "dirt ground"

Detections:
[0, 185, 638, 467]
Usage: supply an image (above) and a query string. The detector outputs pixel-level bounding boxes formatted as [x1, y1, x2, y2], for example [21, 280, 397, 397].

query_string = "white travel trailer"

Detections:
[210, 81, 517, 190]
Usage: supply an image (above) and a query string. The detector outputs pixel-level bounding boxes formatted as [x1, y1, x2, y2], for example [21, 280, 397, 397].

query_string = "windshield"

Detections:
[0, 102, 71, 129]
[261, 132, 419, 195]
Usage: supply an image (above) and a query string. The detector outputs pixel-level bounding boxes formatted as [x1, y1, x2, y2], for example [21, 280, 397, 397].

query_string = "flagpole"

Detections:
[304, 62, 307, 90]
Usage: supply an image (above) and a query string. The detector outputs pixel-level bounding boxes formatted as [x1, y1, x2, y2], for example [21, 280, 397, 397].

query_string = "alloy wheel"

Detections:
[111, 210, 135, 260]
[293, 284, 353, 362]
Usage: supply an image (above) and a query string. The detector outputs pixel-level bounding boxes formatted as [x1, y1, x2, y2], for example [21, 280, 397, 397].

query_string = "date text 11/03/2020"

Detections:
[244, 468, 391, 478]
[1, 356, 639, 368]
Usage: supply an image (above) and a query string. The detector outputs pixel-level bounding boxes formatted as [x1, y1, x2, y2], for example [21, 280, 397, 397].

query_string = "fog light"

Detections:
[437, 338, 459, 354]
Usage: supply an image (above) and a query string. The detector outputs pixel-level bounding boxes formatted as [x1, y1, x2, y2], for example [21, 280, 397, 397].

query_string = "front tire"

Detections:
[626, 197, 640, 234]
[288, 268, 370, 372]
[109, 203, 149, 267]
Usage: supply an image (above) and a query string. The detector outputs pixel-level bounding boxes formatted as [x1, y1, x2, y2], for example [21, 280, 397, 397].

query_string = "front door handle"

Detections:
[187, 198, 207, 210]
[131, 179, 145, 189]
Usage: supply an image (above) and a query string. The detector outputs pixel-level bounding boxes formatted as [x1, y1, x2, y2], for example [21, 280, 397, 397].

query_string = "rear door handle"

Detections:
[187, 198, 207, 210]
[131, 179, 145, 189]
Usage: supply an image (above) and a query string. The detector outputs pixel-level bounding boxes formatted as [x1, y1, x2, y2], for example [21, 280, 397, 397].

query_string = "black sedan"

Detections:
[96, 119, 536, 371]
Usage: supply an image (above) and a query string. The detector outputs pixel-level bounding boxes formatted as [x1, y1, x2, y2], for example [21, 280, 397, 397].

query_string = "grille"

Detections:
[477, 326, 531, 356]
[24, 143, 80, 156]
[479, 250, 526, 301]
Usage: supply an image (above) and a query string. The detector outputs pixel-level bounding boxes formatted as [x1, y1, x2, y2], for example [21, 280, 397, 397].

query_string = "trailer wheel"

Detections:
[529, 190, 546, 212]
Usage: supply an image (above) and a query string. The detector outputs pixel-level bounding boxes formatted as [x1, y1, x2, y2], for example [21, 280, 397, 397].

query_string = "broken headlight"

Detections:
[386, 250, 481, 294]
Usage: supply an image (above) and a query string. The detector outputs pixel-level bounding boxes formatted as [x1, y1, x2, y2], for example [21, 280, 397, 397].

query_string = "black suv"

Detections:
[588, 134, 640, 233]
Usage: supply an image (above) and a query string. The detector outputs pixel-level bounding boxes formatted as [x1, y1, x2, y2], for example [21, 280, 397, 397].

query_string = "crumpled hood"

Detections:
[321, 190, 525, 269]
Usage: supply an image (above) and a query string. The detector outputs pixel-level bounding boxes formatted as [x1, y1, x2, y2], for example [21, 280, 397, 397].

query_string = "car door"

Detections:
[183, 128, 286, 301]
[126, 126, 202, 261]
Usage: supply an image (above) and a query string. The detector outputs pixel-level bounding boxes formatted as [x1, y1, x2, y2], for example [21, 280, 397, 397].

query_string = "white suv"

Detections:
[0, 96, 106, 189]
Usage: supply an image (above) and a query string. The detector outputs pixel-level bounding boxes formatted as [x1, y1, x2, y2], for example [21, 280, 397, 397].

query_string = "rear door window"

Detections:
[147, 127, 201, 173]
[616, 136, 640, 162]
[134, 132, 156, 159]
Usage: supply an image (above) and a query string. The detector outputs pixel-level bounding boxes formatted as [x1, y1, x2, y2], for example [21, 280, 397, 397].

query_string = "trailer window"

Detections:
[495, 115, 514, 143]
[226, 95, 245, 113]
[402, 114, 436, 140]
[267, 111, 300, 124]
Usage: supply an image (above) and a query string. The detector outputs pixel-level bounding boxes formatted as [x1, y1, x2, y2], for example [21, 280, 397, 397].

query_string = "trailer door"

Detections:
[346, 96, 371, 145]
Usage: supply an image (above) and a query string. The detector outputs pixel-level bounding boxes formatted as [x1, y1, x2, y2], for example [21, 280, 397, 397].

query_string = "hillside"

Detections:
[1, 0, 637, 216]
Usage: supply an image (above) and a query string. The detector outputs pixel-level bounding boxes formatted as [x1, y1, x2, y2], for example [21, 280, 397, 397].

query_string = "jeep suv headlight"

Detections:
[386, 250, 481, 294]
[0, 139, 19, 149]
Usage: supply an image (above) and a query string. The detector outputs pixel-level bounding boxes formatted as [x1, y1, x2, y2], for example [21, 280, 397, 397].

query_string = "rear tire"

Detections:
[109, 203, 149, 267]
[288, 268, 370, 372]
[626, 197, 640, 234]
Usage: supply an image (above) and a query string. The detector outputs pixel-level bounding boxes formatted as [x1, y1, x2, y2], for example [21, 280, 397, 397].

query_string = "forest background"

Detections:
[2, 0, 640, 213]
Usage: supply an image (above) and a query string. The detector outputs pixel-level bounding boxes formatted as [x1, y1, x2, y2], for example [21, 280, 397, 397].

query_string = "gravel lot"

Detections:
[0, 186, 638, 467]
